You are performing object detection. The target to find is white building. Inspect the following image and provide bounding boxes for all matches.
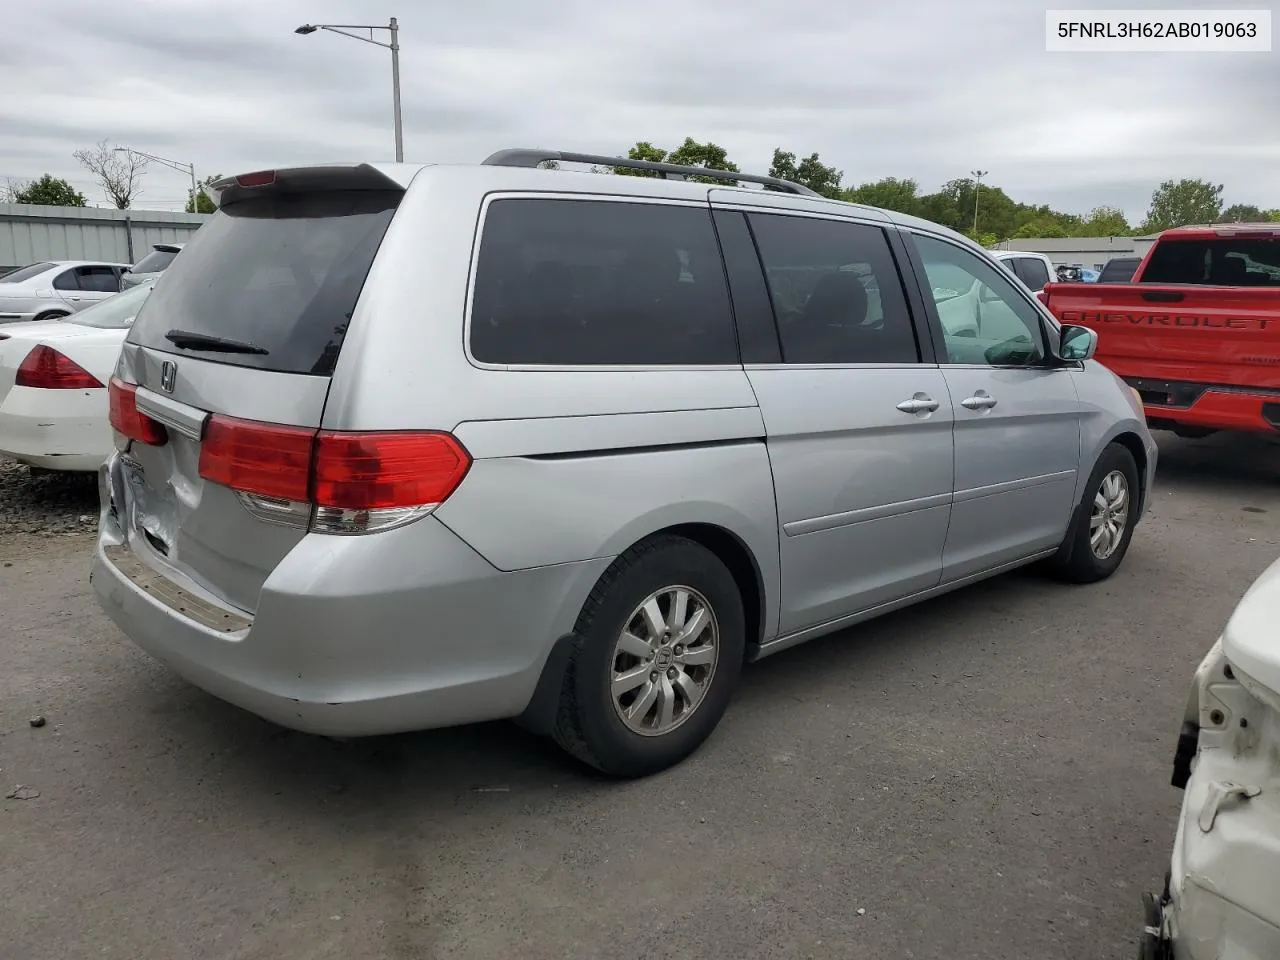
[989,235,1159,271]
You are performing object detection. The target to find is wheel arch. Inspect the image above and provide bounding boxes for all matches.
[516,521,772,736]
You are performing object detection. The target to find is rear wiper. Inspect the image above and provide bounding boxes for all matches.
[164,329,269,355]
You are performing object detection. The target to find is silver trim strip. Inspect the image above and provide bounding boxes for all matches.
[783,492,952,537]
[952,469,1075,505]
[134,387,208,441]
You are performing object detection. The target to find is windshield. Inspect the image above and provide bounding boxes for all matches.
[1,262,55,284]
[130,248,179,274]
[67,281,155,329]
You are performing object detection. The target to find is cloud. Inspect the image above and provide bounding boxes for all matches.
[2,0,1275,224]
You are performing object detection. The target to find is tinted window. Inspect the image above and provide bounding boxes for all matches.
[0,262,54,284]
[53,269,78,291]
[69,282,154,329]
[76,266,121,293]
[130,248,178,274]
[129,190,399,375]
[1016,257,1051,289]
[914,234,1045,367]
[1141,237,1280,286]
[1098,257,1140,283]
[470,199,736,365]
[748,214,918,364]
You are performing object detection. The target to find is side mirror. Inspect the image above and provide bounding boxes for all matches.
[1058,324,1097,362]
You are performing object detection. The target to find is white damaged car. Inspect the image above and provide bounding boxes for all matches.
[1144,556,1280,958]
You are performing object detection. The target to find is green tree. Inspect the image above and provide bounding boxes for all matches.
[1074,205,1129,236]
[612,139,738,184]
[1218,202,1267,223]
[768,149,843,199]
[10,174,87,207]
[844,177,921,216]
[185,173,221,213]
[1013,218,1068,239]
[1142,178,1223,232]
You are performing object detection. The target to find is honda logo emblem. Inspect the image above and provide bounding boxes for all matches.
[160,360,176,394]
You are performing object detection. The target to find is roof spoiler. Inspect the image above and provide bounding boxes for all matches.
[210,163,408,207]
[482,148,822,197]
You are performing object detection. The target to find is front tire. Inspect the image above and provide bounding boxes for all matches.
[553,535,745,778]
[1051,442,1140,583]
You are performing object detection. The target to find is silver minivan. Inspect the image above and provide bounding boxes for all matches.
[92,150,1157,777]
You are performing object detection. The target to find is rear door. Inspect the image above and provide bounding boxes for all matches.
[722,205,954,635]
[109,168,405,613]
[56,266,121,309]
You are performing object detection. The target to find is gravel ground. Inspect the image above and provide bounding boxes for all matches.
[0,457,99,537]
[2,432,1279,959]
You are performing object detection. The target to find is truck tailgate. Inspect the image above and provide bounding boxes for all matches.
[1045,283,1280,390]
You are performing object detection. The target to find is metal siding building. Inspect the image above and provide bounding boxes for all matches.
[0,203,210,273]
[989,235,1159,270]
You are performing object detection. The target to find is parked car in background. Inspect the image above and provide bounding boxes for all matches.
[1143,554,1280,959]
[1098,256,1142,283]
[1039,222,1280,438]
[121,243,184,290]
[1079,268,1100,283]
[1056,265,1084,283]
[992,250,1056,292]
[0,261,130,323]
[93,152,1156,778]
[0,280,155,472]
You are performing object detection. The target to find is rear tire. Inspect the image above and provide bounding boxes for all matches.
[1051,442,1140,583]
[32,311,69,323]
[552,535,745,778]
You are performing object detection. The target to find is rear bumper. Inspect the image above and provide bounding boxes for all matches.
[92,462,610,736]
[1126,377,1280,434]
[0,385,110,471]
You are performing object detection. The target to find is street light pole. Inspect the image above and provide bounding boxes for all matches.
[114,147,198,209]
[295,18,404,162]
[971,169,988,235]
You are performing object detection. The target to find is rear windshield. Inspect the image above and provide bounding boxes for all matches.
[1141,237,1280,286]
[128,190,399,375]
[129,248,178,274]
[70,281,155,329]
[1098,258,1139,283]
[1,262,54,284]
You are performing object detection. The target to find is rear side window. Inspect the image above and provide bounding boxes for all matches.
[748,213,919,364]
[470,198,737,366]
[76,266,121,293]
[53,269,79,291]
[1141,237,1280,286]
[130,248,179,273]
[128,190,399,375]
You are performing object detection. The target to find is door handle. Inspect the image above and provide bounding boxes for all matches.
[67,296,82,301]
[960,393,998,410]
[896,395,940,414]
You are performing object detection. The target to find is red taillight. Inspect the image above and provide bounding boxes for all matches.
[313,431,472,510]
[197,415,472,512]
[234,170,277,188]
[108,378,168,445]
[198,415,314,503]
[16,345,103,389]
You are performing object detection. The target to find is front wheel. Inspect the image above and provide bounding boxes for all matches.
[1051,442,1140,583]
[552,535,745,778]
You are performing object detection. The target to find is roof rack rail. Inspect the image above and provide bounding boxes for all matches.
[481,148,821,197]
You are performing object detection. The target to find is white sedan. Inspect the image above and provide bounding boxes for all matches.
[0,280,154,472]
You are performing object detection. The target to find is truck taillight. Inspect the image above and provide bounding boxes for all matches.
[108,378,168,445]
[17,345,103,389]
[197,415,472,534]
[1035,290,1049,305]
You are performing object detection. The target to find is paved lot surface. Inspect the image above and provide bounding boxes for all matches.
[3,433,1279,960]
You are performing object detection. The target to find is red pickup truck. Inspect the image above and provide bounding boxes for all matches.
[1038,223,1280,437]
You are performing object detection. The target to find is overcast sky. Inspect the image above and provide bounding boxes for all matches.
[3,0,1276,223]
